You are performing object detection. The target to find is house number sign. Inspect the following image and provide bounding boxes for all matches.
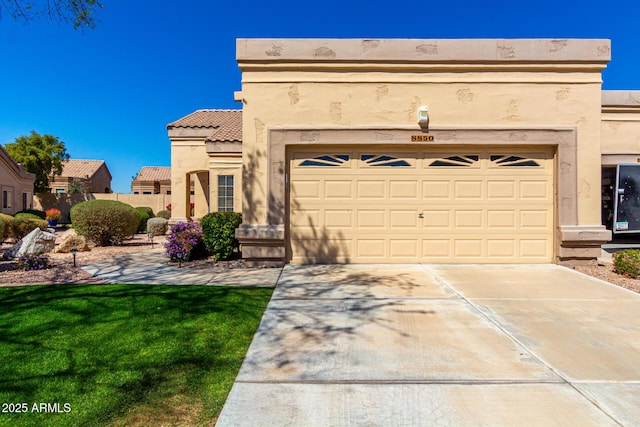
[411,135,435,142]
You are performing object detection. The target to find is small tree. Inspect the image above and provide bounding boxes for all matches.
[5,131,70,193]
[69,178,90,194]
[0,0,104,29]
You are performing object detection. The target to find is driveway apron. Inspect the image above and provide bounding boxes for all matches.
[216,264,640,426]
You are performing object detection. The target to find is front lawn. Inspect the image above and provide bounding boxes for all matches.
[0,284,272,427]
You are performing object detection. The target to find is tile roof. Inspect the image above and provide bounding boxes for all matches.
[133,166,171,182]
[60,159,106,178]
[167,109,242,142]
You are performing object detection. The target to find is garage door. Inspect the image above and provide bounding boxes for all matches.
[288,147,554,263]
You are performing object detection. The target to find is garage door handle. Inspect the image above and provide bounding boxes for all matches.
[418,212,424,218]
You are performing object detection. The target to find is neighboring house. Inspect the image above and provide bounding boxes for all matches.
[0,145,35,215]
[132,166,172,194]
[167,109,242,218]
[169,38,640,266]
[50,159,112,194]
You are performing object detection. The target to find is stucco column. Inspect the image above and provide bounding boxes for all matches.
[168,166,188,225]
[193,171,209,219]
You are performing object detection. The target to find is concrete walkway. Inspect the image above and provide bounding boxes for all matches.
[216,264,640,426]
[81,249,281,287]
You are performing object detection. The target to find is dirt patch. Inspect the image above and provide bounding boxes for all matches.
[570,260,640,293]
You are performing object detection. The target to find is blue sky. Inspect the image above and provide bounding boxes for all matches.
[1,0,639,193]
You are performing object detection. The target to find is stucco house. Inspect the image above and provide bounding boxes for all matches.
[132,166,172,194]
[167,109,242,216]
[50,159,112,194]
[169,38,640,265]
[0,145,35,215]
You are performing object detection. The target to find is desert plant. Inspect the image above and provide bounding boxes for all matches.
[15,212,41,220]
[0,214,14,241]
[147,217,168,237]
[71,200,140,246]
[136,206,154,218]
[16,253,50,271]
[15,209,46,219]
[156,210,171,220]
[613,249,640,278]
[8,218,49,241]
[45,208,62,221]
[135,208,150,233]
[200,212,242,261]
[164,221,206,263]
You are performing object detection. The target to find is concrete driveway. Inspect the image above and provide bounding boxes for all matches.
[216,264,640,426]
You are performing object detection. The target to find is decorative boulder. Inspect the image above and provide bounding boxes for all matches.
[55,229,90,253]
[3,228,56,260]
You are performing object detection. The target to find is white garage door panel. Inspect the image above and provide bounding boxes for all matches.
[289,148,554,263]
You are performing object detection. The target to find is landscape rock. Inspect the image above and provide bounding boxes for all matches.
[3,228,56,260]
[55,229,90,253]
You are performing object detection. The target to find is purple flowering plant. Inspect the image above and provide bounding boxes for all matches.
[16,253,50,271]
[164,221,205,263]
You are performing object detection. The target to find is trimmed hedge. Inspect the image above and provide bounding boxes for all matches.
[15,209,46,220]
[613,249,640,278]
[200,212,242,261]
[147,217,168,237]
[136,206,154,218]
[156,210,171,220]
[0,217,5,243]
[8,218,49,241]
[15,212,41,220]
[135,208,150,233]
[71,200,140,246]
[0,214,14,241]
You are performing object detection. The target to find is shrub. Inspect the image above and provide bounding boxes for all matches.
[156,210,171,220]
[15,212,41,220]
[135,208,150,233]
[613,249,640,278]
[0,217,5,243]
[147,217,168,237]
[71,200,140,246]
[164,221,206,263]
[0,214,14,241]
[8,218,49,241]
[15,209,46,220]
[16,253,50,271]
[136,206,154,218]
[200,212,242,261]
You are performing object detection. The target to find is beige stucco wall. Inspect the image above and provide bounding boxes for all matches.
[0,162,34,215]
[236,38,611,262]
[601,91,640,165]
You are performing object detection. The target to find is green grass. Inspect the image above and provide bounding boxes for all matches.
[0,284,273,427]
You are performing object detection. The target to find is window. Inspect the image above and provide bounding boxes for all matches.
[2,189,12,210]
[22,192,30,210]
[143,191,152,195]
[55,188,65,194]
[217,175,234,212]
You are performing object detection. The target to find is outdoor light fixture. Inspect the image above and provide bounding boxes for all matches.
[70,248,78,268]
[418,106,429,133]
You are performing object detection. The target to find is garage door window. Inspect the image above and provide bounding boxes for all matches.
[429,155,479,167]
[361,155,410,167]
[490,155,540,167]
[300,155,349,167]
